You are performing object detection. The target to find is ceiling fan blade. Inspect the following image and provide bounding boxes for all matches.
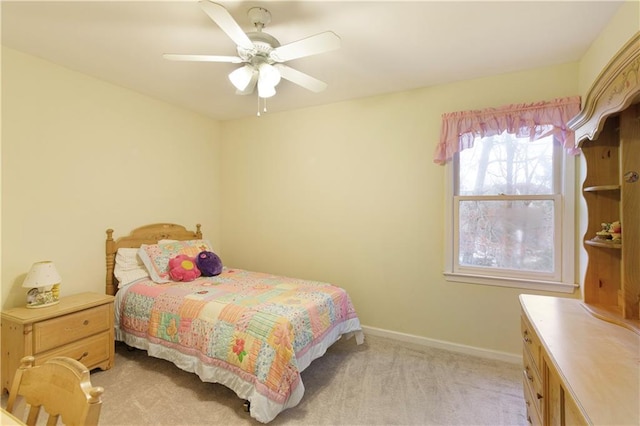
[270,31,341,62]
[163,54,243,63]
[199,1,254,51]
[274,64,328,93]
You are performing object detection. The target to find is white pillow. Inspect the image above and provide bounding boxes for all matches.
[114,248,149,288]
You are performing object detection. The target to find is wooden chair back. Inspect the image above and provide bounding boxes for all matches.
[6,356,104,426]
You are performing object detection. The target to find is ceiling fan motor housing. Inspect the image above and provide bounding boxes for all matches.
[237,7,282,64]
[238,32,281,62]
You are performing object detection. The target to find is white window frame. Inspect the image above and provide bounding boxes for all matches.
[443,137,577,293]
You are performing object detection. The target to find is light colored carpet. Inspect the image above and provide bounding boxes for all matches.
[4,334,527,425]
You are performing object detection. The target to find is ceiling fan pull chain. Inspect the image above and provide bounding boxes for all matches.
[256,96,269,117]
[257,94,261,117]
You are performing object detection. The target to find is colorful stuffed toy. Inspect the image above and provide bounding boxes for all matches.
[195,251,223,276]
[168,254,201,282]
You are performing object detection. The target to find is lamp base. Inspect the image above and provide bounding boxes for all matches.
[26,299,60,309]
[25,287,59,309]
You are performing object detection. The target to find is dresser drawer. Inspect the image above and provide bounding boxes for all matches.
[35,331,112,370]
[523,372,543,426]
[521,316,542,371]
[523,347,544,416]
[33,304,111,353]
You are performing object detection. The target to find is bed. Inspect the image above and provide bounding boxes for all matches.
[105,223,364,423]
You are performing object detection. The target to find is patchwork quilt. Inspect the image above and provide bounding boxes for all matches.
[117,267,362,422]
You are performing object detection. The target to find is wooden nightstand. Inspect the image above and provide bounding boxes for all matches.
[1,292,115,394]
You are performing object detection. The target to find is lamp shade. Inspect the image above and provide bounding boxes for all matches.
[229,65,256,91]
[22,261,61,289]
[258,63,281,87]
[257,63,280,99]
[257,79,276,98]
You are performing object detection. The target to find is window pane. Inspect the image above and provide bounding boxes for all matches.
[458,133,555,196]
[458,199,555,273]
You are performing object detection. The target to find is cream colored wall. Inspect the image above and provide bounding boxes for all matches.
[1,47,222,309]
[577,1,639,98]
[219,62,580,356]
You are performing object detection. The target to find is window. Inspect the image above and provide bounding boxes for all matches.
[434,97,580,292]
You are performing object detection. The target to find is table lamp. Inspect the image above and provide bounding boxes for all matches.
[22,261,61,308]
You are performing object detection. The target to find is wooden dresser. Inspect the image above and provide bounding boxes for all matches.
[1,292,114,393]
[520,294,639,425]
[523,31,640,426]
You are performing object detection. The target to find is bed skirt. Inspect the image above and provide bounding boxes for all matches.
[115,319,363,422]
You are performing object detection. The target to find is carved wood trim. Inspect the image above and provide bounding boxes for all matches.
[568,31,640,145]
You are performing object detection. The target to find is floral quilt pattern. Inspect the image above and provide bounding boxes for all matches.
[119,268,360,404]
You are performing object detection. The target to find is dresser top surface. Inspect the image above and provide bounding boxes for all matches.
[520,294,639,425]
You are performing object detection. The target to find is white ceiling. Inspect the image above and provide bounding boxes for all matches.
[1,1,624,121]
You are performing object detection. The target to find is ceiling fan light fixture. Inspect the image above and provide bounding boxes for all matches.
[258,62,281,87]
[229,65,256,91]
[257,79,276,98]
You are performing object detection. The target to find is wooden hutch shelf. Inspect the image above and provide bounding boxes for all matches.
[584,239,621,249]
[583,184,620,192]
[568,31,640,335]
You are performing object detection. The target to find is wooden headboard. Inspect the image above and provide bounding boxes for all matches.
[105,223,202,296]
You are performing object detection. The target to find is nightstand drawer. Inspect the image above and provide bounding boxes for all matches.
[36,331,112,369]
[33,304,111,353]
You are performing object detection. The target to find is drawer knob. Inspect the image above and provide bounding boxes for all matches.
[77,351,89,361]
[537,393,543,400]
[525,368,534,382]
[83,320,89,326]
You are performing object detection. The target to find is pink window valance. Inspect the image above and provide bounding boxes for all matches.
[433,96,582,164]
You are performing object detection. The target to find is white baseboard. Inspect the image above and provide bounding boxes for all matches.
[361,325,522,365]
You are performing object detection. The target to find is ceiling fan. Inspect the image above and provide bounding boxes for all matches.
[164,1,341,100]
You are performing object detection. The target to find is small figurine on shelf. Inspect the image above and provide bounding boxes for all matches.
[609,221,622,242]
[594,221,622,242]
[595,222,612,240]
